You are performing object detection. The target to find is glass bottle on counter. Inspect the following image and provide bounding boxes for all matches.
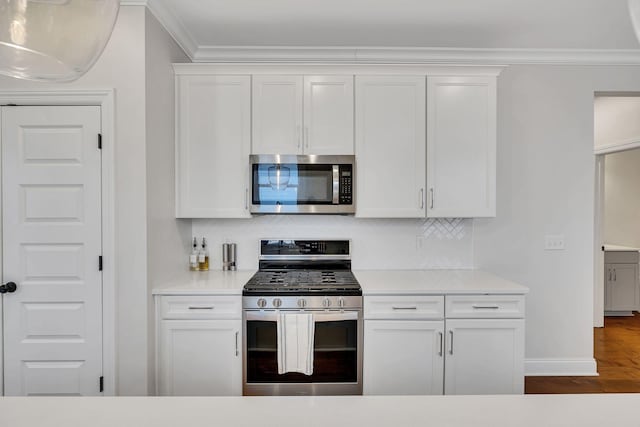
[189,237,199,271]
[199,237,210,271]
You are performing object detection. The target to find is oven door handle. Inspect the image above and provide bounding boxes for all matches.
[244,311,358,322]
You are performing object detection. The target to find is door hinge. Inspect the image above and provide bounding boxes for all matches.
[99,256,103,271]
[99,376,104,393]
[98,133,102,150]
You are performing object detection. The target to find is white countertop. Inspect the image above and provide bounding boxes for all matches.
[151,270,255,295]
[603,244,640,252]
[0,395,637,427]
[355,269,528,295]
[152,269,528,296]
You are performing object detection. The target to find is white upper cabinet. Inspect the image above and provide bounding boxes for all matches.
[252,75,304,155]
[355,76,426,218]
[427,76,497,218]
[252,75,354,155]
[304,76,354,155]
[175,75,251,218]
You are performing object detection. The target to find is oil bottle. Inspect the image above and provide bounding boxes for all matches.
[189,237,199,271]
[198,237,210,271]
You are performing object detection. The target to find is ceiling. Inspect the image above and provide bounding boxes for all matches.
[139,0,640,62]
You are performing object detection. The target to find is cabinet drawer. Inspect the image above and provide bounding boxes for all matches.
[159,295,241,320]
[605,251,639,264]
[364,295,444,320]
[445,295,525,319]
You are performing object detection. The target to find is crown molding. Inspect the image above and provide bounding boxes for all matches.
[193,46,640,65]
[141,0,198,58]
[122,1,640,66]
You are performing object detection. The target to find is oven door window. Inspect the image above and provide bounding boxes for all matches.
[252,164,334,205]
[246,319,358,383]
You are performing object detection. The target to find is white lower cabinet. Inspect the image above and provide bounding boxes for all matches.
[156,296,242,396]
[363,294,525,395]
[604,250,639,313]
[364,320,444,395]
[444,318,524,395]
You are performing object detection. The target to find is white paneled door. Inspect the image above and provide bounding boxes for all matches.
[1,106,103,396]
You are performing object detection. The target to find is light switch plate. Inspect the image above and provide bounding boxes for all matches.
[545,234,565,250]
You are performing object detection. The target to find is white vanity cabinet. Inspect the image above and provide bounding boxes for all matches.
[604,249,639,315]
[426,76,497,218]
[252,75,354,155]
[174,74,251,218]
[355,76,427,218]
[156,295,242,396]
[363,293,525,395]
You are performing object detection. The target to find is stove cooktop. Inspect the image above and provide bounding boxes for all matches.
[243,269,362,296]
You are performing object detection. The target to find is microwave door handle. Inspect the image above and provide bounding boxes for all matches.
[332,165,340,204]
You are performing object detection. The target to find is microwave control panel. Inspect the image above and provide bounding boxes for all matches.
[339,166,353,205]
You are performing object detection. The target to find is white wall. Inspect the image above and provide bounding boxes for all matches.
[144,9,191,395]
[604,148,640,248]
[595,96,640,152]
[192,217,473,270]
[0,6,152,395]
[475,65,640,376]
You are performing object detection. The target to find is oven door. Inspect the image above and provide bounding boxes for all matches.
[243,310,363,395]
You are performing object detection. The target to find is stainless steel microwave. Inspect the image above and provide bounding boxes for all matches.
[250,154,355,214]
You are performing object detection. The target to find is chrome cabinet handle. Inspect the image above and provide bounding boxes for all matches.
[245,188,249,210]
[235,331,239,356]
[608,269,611,281]
[449,330,454,355]
[188,306,214,310]
[438,331,443,356]
[391,306,418,310]
[420,188,424,209]
[614,269,617,281]
[430,188,434,209]
[296,125,301,148]
[472,305,500,310]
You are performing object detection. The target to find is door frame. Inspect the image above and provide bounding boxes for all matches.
[0,90,116,396]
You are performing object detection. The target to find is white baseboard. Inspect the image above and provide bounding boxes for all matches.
[525,358,598,376]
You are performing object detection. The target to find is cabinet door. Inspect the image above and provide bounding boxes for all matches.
[158,320,242,396]
[252,75,303,154]
[175,75,251,218]
[604,264,613,311]
[364,320,444,395]
[427,76,496,218]
[444,319,524,395]
[355,76,426,218]
[303,75,354,155]
[607,263,638,311]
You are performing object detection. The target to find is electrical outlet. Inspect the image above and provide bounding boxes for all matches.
[416,236,426,250]
[545,234,565,251]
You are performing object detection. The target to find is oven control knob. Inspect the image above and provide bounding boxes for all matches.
[272,298,282,308]
[257,298,267,308]
[322,298,331,308]
[297,298,307,308]
[338,297,345,308]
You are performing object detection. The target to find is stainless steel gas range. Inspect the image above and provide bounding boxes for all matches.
[242,239,363,396]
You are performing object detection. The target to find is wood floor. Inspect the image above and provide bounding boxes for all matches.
[525,313,640,393]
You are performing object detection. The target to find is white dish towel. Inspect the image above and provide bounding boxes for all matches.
[277,312,315,376]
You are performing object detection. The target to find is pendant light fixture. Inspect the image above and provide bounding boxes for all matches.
[0,0,120,82]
